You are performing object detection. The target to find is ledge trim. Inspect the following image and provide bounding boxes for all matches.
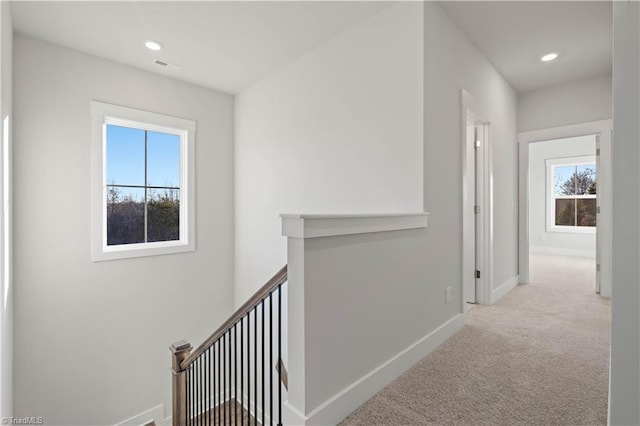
[281,213,429,239]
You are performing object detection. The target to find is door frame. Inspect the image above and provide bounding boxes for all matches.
[517,119,612,297]
[461,90,493,307]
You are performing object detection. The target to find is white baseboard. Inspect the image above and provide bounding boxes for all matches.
[284,313,466,425]
[530,245,595,258]
[491,275,519,304]
[114,404,164,426]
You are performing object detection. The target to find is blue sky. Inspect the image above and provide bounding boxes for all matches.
[553,164,595,196]
[106,124,180,200]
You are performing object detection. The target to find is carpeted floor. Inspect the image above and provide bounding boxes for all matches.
[340,254,611,426]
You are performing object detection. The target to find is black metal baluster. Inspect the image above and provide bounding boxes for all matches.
[235,323,238,426]
[192,363,195,426]
[194,359,197,426]
[206,347,213,426]
[241,316,244,426]
[254,305,258,426]
[218,340,222,425]
[222,333,227,425]
[198,358,202,426]
[278,284,282,426]
[205,351,209,426]
[187,364,191,426]
[261,300,265,426]
[206,348,210,426]
[214,346,216,426]
[202,357,205,426]
[227,331,231,425]
[195,359,198,426]
[269,292,273,425]
[247,312,251,426]
[213,344,217,426]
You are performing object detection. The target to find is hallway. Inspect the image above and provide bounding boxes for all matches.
[341,254,610,425]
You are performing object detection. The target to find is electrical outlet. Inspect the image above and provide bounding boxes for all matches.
[445,286,452,303]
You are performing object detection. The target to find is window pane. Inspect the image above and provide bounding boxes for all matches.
[106,187,145,245]
[577,198,597,227]
[554,164,597,196]
[147,188,180,242]
[147,131,180,188]
[555,198,575,226]
[577,164,597,195]
[553,165,577,196]
[106,125,145,186]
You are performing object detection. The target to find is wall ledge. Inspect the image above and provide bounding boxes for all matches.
[280,213,428,239]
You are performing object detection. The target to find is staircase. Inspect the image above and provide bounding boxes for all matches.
[171,266,287,426]
[192,398,257,425]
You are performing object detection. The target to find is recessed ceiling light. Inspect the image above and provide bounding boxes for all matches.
[540,52,558,62]
[144,40,163,51]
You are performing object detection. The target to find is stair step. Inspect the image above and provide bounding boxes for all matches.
[194,398,258,426]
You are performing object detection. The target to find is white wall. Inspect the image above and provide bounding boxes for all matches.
[518,74,612,133]
[0,1,12,418]
[529,135,596,257]
[425,3,519,301]
[283,214,464,425]
[13,35,235,425]
[235,3,424,305]
[610,2,640,424]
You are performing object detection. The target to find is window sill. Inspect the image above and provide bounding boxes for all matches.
[92,240,195,262]
[546,226,596,235]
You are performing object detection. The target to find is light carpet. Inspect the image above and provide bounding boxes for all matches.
[340,254,610,425]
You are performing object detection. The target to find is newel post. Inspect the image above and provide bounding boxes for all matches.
[171,340,193,426]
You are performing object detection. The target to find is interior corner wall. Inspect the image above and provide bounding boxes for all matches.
[528,136,597,257]
[234,2,424,305]
[610,1,640,424]
[424,3,519,299]
[12,35,235,425]
[0,1,12,419]
[518,74,612,133]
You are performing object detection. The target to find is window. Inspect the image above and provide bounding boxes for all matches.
[91,101,195,261]
[546,156,596,232]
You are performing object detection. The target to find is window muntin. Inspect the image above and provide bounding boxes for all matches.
[105,124,181,246]
[546,156,596,232]
[91,101,195,261]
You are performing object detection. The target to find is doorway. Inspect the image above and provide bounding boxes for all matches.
[518,120,612,297]
[461,90,492,307]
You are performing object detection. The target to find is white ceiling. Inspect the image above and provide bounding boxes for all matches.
[10,1,613,95]
[439,1,612,93]
[10,1,393,94]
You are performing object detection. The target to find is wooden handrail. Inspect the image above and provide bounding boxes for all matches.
[181,265,288,369]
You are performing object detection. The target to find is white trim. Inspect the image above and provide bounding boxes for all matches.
[114,404,164,426]
[283,314,466,425]
[90,100,196,261]
[517,119,612,296]
[530,246,596,258]
[518,120,612,144]
[91,101,196,132]
[280,213,428,239]
[461,89,492,306]
[491,275,519,304]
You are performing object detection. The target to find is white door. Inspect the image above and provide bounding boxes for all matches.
[464,122,477,304]
[465,123,485,305]
[595,136,601,294]
[473,125,485,304]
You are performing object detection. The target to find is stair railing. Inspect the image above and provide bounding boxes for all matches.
[171,265,288,426]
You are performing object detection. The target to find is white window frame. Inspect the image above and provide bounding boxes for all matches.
[546,155,596,234]
[91,101,196,261]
